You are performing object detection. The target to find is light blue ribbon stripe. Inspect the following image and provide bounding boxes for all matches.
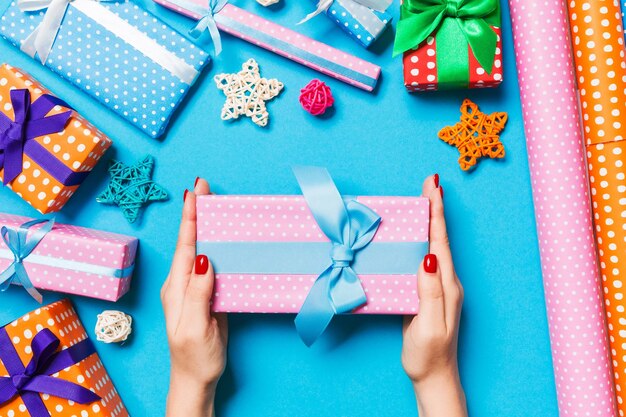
[213,14,378,88]
[0,250,134,279]
[197,241,426,275]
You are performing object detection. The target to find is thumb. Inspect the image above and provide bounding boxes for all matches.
[416,254,445,328]
[181,255,216,321]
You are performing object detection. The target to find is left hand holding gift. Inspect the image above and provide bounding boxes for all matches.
[162,178,228,417]
[402,175,467,417]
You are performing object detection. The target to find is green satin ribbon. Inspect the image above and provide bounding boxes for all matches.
[393,0,500,86]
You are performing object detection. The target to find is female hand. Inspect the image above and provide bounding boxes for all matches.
[401,175,467,417]
[162,178,228,417]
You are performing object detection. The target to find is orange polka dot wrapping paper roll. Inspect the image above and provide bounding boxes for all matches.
[0,299,129,417]
[0,63,112,214]
[566,0,626,413]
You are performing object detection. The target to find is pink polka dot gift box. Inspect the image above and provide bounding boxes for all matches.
[197,168,430,324]
[0,299,129,416]
[394,0,503,91]
[0,214,137,303]
[152,0,381,92]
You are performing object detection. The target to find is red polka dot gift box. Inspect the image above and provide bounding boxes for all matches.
[196,167,430,344]
[0,214,137,303]
[0,299,129,417]
[0,64,112,214]
[394,0,503,91]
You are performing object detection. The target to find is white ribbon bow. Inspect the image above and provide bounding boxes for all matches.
[18,0,115,64]
[298,0,392,25]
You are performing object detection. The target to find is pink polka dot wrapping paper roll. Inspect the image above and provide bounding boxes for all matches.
[0,213,138,302]
[196,195,429,314]
[151,0,381,92]
[566,0,626,414]
[509,0,618,415]
[0,299,129,416]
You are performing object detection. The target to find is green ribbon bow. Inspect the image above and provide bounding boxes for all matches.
[393,0,500,75]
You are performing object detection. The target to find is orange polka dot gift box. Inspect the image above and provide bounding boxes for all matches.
[393,0,503,91]
[196,167,430,346]
[0,63,112,214]
[0,299,129,417]
[0,214,137,303]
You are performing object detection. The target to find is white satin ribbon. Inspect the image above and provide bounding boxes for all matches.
[17,0,198,84]
[298,0,392,25]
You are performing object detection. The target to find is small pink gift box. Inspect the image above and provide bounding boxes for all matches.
[197,195,429,314]
[153,0,381,91]
[0,213,137,302]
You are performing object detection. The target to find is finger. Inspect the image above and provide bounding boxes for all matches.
[162,189,194,297]
[416,254,446,330]
[421,173,439,197]
[194,177,212,196]
[164,190,198,326]
[427,185,463,326]
[428,185,453,276]
[181,255,216,321]
[171,189,198,276]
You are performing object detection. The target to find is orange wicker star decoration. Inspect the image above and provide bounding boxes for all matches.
[438,99,508,171]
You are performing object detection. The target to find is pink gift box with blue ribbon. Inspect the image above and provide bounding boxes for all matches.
[0,214,137,303]
[153,0,382,91]
[197,167,429,345]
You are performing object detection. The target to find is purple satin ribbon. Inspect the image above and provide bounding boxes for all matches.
[0,89,88,186]
[0,327,100,416]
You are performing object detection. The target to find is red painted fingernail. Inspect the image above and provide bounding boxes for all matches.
[194,177,200,187]
[195,255,209,275]
[183,189,189,202]
[439,186,444,198]
[433,173,439,188]
[424,254,438,274]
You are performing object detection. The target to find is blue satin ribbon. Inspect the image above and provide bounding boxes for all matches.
[197,241,424,274]
[0,219,54,303]
[292,166,382,346]
[174,0,228,55]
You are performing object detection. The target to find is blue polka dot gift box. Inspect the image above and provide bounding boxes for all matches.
[0,0,211,138]
[300,0,393,49]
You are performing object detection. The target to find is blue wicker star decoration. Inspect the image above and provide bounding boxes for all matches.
[97,155,168,223]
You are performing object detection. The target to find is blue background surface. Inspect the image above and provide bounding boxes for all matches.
[0,1,558,416]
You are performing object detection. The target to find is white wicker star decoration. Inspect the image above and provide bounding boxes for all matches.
[214,59,284,127]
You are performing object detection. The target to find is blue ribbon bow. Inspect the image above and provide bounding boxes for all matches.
[188,0,228,55]
[0,327,100,417]
[293,166,381,346]
[0,219,55,303]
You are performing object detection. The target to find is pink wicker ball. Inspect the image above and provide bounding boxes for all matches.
[299,79,334,116]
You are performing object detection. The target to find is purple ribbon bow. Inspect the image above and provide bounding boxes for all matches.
[0,327,100,416]
[0,89,87,186]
